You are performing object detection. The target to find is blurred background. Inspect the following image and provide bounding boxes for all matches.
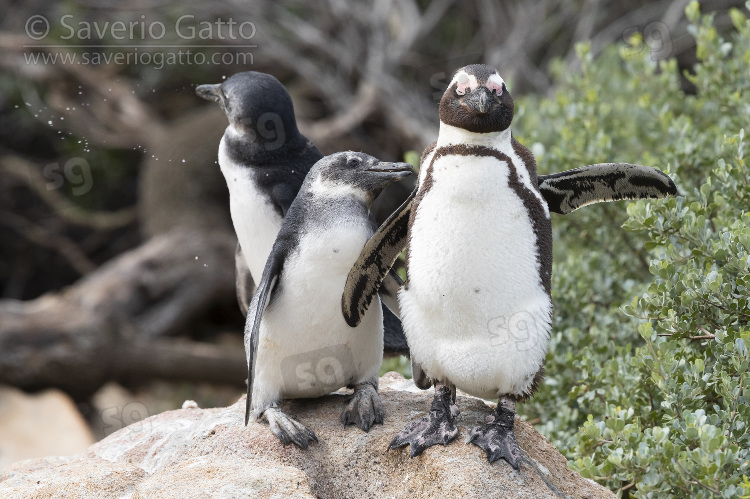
[0,0,743,473]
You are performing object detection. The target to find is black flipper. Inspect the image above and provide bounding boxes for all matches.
[381,269,410,357]
[235,244,256,317]
[538,163,677,214]
[342,188,416,327]
[383,304,409,358]
[244,249,283,426]
[380,270,403,319]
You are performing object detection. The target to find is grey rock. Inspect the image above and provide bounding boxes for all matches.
[0,373,613,499]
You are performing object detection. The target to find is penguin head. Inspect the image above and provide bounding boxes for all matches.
[312,152,412,204]
[438,64,514,134]
[196,71,299,143]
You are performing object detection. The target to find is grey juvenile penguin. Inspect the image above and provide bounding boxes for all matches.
[342,64,676,468]
[245,151,412,448]
[196,72,408,356]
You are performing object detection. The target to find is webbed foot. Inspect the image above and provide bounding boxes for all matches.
[341,379,384,432]
[468,396,522,469]
[387,383,459,457]
[265,406,318,449]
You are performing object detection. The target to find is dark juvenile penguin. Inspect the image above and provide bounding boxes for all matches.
[244,152,412,448]
[342,64,676,468]
[196,72,408,356]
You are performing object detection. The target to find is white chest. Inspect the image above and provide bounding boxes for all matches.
[218,134,283,280]
[251,221,384,407]
[409,154,545,307]
[399,147,552,398]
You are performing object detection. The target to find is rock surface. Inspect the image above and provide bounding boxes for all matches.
[0,385,95,472]
[0,373,614,498]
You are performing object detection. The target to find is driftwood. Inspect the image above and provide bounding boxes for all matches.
[0,229,245,400]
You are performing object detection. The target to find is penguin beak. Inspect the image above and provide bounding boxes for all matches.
[465,87,492,114]
[366,162,413,179]
[196,84,221,103]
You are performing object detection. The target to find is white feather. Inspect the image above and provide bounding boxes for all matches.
[251,221,384,414]
[402,127,551,399]
[218,127,283,280]
[308,172,368,204]
[436,123,550,218]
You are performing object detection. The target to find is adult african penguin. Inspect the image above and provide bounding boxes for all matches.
[244,152,412,448]
[342,64,676,469]
[196,72,408,356]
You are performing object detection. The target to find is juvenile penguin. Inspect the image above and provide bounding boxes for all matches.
[196,72,408,356]
[342,64,676,468]
[196,72,320,313]
[245,152,412,448]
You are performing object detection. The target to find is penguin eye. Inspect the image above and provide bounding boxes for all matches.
[347,157,361,168]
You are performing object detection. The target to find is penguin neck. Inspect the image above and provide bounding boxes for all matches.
[437,122,513,155]
[224,123,305,164]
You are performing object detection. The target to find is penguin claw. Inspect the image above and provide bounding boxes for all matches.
[265,407,317,449]
[387,384,459,456]
[467,412,522,470]
[340,380,384,432]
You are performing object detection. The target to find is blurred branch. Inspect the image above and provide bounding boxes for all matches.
[118,339,245,386]
[1,155,137,230]
[0,211,96,275]
[0,229,239,399]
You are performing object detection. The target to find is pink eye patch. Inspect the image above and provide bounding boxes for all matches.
[454,72,505,96]
[455,75,473,95]
[486,79,503,95]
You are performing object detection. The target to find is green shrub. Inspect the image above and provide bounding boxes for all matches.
[511,2,750,496]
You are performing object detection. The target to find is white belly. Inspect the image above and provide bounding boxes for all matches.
[251,223,384,411]
[219,135,283,281]
[400,154,551,399]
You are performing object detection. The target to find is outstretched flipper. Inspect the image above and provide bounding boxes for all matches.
[538,163,677,214]
[342,188,416,327]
